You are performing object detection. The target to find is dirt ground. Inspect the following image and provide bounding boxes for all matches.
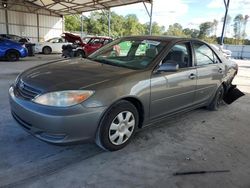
[0,55,249,188]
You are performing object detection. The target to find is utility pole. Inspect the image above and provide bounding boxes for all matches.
[108,8,111,37]
[143,0,153,35]
[81,13,83,37]
[149,1,153,35]
[220,0,230,45]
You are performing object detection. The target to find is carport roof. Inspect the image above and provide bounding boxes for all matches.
[3,0,151,16]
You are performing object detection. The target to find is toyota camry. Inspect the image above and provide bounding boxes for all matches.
[9,36,238,151]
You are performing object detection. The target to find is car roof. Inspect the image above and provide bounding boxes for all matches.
[120,35,205,43]
[0,37,19,43]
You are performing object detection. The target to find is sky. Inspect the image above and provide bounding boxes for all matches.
[103,0,250,37]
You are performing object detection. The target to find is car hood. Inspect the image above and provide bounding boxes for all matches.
[63,33,85,46]
[19,58,136,93]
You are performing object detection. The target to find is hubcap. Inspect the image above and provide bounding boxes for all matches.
[109,111,135,145]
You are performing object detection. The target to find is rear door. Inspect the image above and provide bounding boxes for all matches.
[192,42,225,104]
[150,42,197,119]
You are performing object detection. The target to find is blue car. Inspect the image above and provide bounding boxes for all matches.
[0,38,28,61]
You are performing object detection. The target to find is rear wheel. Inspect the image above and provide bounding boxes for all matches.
[207,85,225,111]
[96,100,139,151]
[5,50,20,61]
[42,46,52,54]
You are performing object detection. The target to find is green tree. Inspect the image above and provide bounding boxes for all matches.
[213,19,218,36]
[198,22,214,39]
[123,14,146,36]
[64,15,81,31]
[144,22,165,35]
[110,12,126,37]
[183,28,200,38]
[243,15,249,39]
[221,15,231,37]
[165,23,185,36]
[233,14,244,44]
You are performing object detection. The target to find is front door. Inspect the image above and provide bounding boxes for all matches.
[53,38,69,53]
[150,42,197,119]
[86,38,103,55]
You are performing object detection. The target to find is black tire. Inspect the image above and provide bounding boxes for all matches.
[5,50,20,61]
[96,100,139,151]
[75,50,85,58]
[207,85,225,111]
[42,46,52,54]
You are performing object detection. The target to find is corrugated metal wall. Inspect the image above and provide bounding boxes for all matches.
[7,11,38,42]
[224,45,250,59]
[0,9,7,34]
[0,9,63,42]
[39,15,63,42]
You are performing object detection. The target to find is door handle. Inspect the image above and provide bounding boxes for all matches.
[189,73,196,80]
[218,68,223,73]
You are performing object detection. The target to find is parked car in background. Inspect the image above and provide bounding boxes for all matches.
[9,36,238,151]
[62,33,112,58]
[35,37,71,54]
[0,37,28,61]
[83,36,113,57]
[0,34,30,43]
[0,34,36,57]
[62,33,87,57]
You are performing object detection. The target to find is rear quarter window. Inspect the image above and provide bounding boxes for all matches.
[193,42,217,66]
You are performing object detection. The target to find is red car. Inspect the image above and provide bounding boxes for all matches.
[63,33,112,57]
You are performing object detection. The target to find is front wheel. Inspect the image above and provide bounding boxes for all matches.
[96,100,139,151]
[207,85,225,111]
[42,46,52,54]
[5,50,20,61]
[75,50,85,58]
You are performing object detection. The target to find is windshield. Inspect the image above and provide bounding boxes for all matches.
[82,37,91,43]
[88,38,166,70]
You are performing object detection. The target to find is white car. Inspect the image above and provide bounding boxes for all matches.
[35,37,71,54]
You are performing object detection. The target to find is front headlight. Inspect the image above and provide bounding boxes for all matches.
[33,90,94,107]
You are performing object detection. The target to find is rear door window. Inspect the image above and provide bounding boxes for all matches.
[193,42,217,66]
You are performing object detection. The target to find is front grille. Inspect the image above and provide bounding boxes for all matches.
[15,80,41,100]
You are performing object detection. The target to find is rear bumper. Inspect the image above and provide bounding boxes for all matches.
[9,86,106,144]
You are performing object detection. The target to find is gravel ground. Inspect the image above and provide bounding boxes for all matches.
[0,56,249,188]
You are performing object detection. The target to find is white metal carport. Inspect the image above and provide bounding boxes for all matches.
[0,0,153,42]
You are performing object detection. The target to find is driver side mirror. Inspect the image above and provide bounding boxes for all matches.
[157,61,179,72]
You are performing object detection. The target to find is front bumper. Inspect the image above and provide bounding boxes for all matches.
[9,86,106,144]
[20,48,28,57]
